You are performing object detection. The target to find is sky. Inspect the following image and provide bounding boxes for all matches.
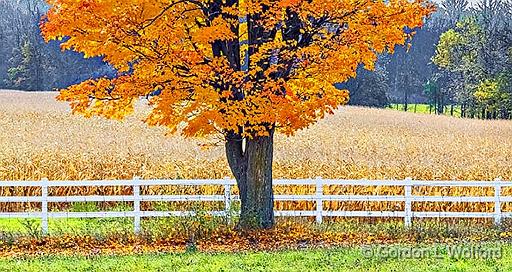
[433,0,481,6]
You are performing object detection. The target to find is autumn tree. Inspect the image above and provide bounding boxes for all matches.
[41,0,433,229]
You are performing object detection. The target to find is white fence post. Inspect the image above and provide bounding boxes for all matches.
[224,177,232,223]
[495,177,502,225]
[404,177,412,228]
[133,176,141,234]
[41,178,49,235]
[316,177,323,224]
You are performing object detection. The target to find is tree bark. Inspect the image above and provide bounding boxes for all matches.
[225,129,275,229]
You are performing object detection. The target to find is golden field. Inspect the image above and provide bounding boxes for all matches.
[1,90,512,213]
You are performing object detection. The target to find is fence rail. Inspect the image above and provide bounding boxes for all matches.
[0,177,510,234]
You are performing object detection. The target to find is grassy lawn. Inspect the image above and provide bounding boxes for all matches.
[0,217,134,237]
[0,244,510,272]
[389,103,462,117]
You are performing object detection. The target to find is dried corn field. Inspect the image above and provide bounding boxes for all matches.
[1,90,512,214]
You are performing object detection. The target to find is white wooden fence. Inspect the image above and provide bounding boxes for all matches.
[0,177,510,234]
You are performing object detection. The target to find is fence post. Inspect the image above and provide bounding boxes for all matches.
[41,178,49,235]
[316,177,323,224]
[133,176,141,234]
[495,177,502,225]
[404,177,412,228]
[224,177,232,223]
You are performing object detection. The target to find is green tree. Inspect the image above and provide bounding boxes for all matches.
[341,64,390,108]
[7,39,44,91]
[432,0,512,119]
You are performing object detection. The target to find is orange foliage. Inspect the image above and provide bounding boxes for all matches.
[41,0,434,139]
[0,221,480,257]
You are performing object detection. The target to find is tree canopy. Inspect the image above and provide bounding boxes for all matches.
[42,0,434,139]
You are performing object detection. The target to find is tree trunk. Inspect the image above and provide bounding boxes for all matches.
[225,129,275,229]
[404,88,408,112]
[437,95,444,115]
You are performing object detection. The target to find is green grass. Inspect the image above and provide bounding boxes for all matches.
[0,244,511,271]
[0,217,133,236]
[0,202,228,238]
[0,202,134,237]
[389,104,462,117]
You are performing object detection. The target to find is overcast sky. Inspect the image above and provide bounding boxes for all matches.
[432,0,480,5]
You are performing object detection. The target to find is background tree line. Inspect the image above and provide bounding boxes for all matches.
[0,0,510,120]
[0,0,113,91]
[342,0,511,120]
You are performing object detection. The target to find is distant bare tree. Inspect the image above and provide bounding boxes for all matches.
[0,0,113,91]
